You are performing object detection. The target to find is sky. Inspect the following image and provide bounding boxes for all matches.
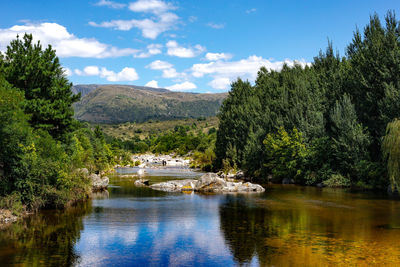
[1,0,399,93]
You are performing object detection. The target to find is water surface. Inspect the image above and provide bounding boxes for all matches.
[1,167,400,266]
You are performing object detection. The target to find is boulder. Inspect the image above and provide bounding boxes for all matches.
[91,174,109,191]
[150,179,198,192]
[135,179,150,186]
[149,173,265,193]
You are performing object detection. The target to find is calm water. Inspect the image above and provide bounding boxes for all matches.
[2,168,400,266]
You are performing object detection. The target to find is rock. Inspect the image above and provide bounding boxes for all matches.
[235,171,245,179]
[135,179,150,186]
[150,179,198,192]
[149,173,265,193]
[91,174,109,191]
[282,178,295,184]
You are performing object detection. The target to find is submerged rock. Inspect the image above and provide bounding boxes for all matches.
[150,173,265,193]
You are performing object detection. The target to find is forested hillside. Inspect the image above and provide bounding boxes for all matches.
[73,85,227,123]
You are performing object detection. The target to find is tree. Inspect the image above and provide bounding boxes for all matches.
[346,11,400,157]
[0,34,80,138]
[382,119,400,191]
[329,94,370,180]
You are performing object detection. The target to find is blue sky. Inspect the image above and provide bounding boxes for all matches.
[1,0,399,93]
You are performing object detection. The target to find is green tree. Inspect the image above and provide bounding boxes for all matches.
[382,119,400,191]
[263,127,308,183]
[347,11,400,157]
[329,94,370,180]
[0,34,80,138]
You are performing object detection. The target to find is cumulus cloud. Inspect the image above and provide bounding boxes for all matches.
[135,43,162,58]
[166,40,205,58]
[205,52,232,61]
[75,65,139,81]
[191,55,310,90]
[166,81,197,91]
[207,23,225,29]
[147,60,172,70]
[145,80,159,88]
[90,0,178,39]
[128,0,175,14]
[146,59,184,79]
[0,22,138,58]
[89,12,178,39]
[95,0,126,9]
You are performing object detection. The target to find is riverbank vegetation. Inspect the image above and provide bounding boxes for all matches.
[104,119,217,170]
[0,34,130,215]
[215,12,400,190]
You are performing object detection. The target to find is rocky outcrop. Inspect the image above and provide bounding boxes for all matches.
[91,174,109,191]
[149,173,265,193]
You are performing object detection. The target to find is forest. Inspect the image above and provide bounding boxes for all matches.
[0,34,131,214]
[215,12,400,191]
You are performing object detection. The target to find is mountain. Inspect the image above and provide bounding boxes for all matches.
[73,84,227,124]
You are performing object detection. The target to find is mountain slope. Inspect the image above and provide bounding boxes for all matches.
[73,84,227,124]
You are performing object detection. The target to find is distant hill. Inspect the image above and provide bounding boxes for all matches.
[73,84,227,124]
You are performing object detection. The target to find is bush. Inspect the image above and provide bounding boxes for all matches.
[263,127,309,183]
[323,174,350,188]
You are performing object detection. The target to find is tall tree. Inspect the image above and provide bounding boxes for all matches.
[346,11,400,157]
[0,34,80,138]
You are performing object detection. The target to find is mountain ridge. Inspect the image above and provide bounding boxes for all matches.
[73,84,227,124]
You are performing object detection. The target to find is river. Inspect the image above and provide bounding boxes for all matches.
[1,167,400,266]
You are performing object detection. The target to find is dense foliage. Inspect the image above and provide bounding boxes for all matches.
[215,12,400,189]
[0,34,129,212]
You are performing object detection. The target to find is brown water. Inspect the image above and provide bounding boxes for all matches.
[1,168,400,266]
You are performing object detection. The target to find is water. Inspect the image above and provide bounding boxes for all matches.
[2,167,400,266]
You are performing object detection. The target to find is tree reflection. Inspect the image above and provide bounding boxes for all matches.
[0,201,92,266]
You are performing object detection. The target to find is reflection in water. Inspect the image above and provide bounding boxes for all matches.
[0,201,92,266]
[219,185,400,266]
[2,169,400,266]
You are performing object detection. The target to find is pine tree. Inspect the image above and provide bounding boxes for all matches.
[0,34,80,138]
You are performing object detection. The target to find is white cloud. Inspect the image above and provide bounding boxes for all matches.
[90,0,178,39]
[207,23,225,29]
[83,66,100,76]
[0,22,138,58]
[95,0,126,9]
[64,67,72,76]
[75,66,139,82]
[246,8,257,14]
[166,81,197,91]
[208,77,231,90]
[128,0,175,15]
[166,40,205,58]
[89,12,178,39]
[145,80,159,88]
[147,60,172,70]
[146,59,184,79]
[205,52,232,61]
[191,55,310,90]
[135,43,162,58]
